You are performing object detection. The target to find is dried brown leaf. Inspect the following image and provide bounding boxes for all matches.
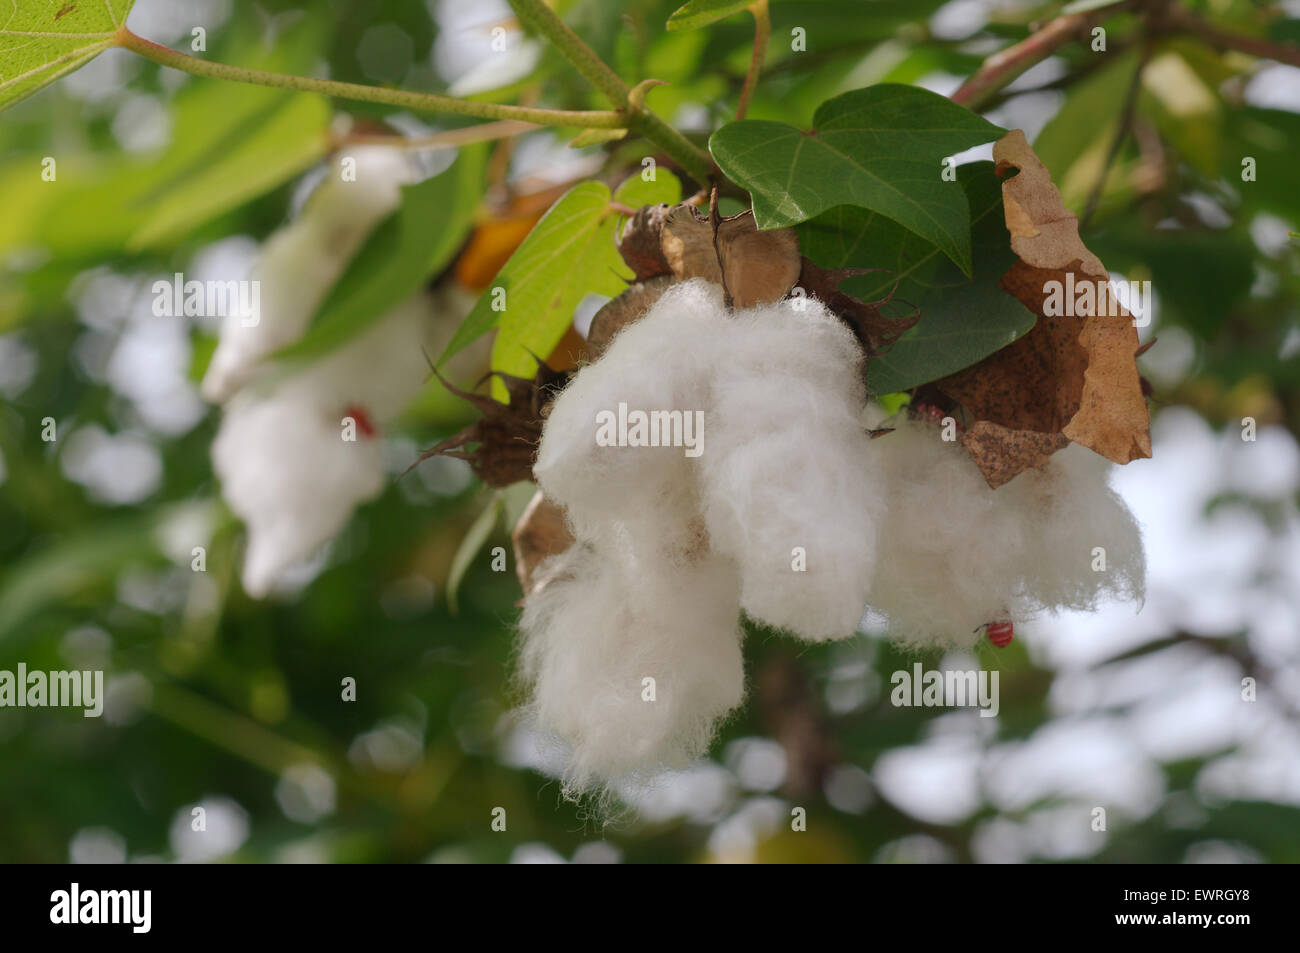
[935,130,1151,487]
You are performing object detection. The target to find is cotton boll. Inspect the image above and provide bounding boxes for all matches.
[1006,443,1145,612]
[518,541,746,794]
[866,413,1145,648]
[534,279,729,524]
[202,147,415,403]
[698,296,882,641]
[214,389,385,599]
[214,293,439,597]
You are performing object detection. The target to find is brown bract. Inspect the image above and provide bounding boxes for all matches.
[409,362,570,488]
[797,261,919,358]
[936,130,1152,488]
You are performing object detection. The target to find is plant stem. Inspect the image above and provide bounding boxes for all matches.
[736,0,770,120]
[115,28,626,128]
[507,0,630,104]
[951,4,1134,110]
[505,0,716,182]
[336,119,539,149]
[1081,44,1149,228]
[1159,4,1300,67]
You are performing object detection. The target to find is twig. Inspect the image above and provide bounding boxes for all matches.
[951,4,1135,110]
[1159,4,1300,68]
[336,119,538,149]
[116,28,627,128]
[736,0,771,120]
[1081,43,1150,228]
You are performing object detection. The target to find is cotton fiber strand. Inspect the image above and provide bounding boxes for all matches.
[865,412,1145,648]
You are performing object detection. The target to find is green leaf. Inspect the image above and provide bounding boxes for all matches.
[798,161,1034,394]
[612,167,682,207]
[127,90,332,250]
[276,145,486,362]
[710,84,1004,274]
[446,494,504,615]
[667,0,755,31]
[0,0,134,112]
[438,181,626,375]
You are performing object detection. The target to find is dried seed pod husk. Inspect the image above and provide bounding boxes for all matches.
[409,362,570,488]
[585,275,676,360]
[512,489,576,598]
[660,206,801,308]
[796,260,920,358]
[616,203,674,280]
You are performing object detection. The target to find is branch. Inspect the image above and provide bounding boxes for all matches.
[115,29,626,129]
[951,4,1134,110]
[1081,43,1149,227]
[1158,4,1300,68]
[505,0,716,183]
[334,119,538,149]
[736,0,771,120]
[507,0,629,106]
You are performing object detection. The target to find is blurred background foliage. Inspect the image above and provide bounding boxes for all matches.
[1,0,1299,863]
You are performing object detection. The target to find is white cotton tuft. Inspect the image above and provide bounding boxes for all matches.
[201,147,415,403]
[213,293,439,598]
[698,293,881,641]
[534,279,730,527]
[865,412,1145,649]
[519,540,745,795]
[213,388,384,599]
[524,279,888,792]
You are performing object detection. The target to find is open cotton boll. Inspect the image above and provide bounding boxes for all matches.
[214,389,385,599]
[202,147,415,403]
[518,539,746,795]
[698,295,882,641]
[1005,442,1145,612]
[213,293,439,597]
[534,279,729,522]
[866,412,1145,648]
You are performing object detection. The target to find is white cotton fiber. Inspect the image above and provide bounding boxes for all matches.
[523,278,890,792]
[213,293,439,598]
[518,539,746,795]
[213,387,385,599]
[534,279,731,528]
[202,147,415,403]
[865,412,1145,649]
[698,293,882,641]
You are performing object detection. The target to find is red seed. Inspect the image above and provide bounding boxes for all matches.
[986,621,1014,648]
[343,403,378,439]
